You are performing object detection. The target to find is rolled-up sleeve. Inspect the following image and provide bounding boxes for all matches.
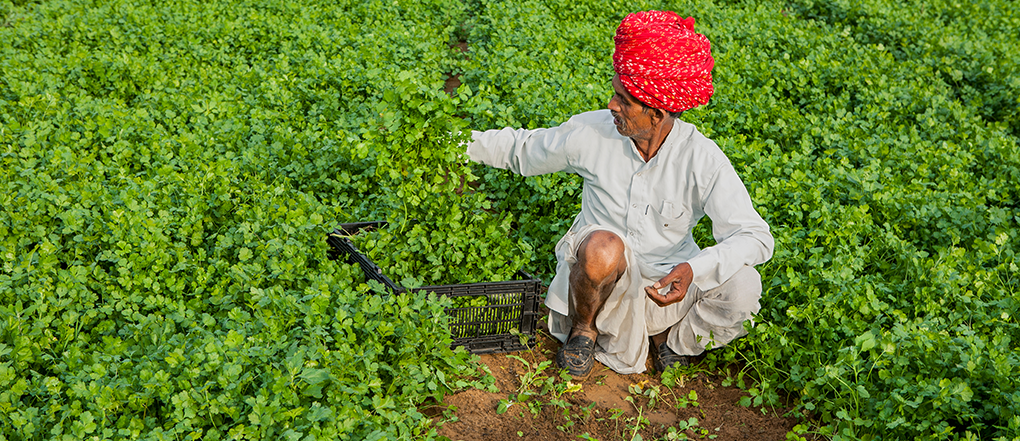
[685,163,774,291]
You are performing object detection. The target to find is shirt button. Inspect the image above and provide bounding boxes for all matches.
[632,204,638,208]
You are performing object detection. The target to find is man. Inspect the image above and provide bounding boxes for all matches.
[466,11,774,377]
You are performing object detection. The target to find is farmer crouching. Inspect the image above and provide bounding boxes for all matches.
[465,10,774,378]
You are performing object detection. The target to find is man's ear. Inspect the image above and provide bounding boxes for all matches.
[650,107,666,124]
[641,104,668,123]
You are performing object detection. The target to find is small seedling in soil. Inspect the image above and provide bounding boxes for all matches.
[628,380,661,410]
[498,329,583,420]
[622,381,661,440]
[675,390,700,410]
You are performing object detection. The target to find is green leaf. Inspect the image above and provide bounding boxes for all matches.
[497,399,512,414]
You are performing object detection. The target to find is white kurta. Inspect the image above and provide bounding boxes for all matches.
[467,109,774,373]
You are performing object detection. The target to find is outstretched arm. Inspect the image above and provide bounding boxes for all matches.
[466,122,578,176]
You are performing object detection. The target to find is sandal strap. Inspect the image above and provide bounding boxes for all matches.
[563,335,595,353]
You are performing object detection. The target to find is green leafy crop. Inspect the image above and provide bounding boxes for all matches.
[2,0,1018,439]
[0,0,491,439]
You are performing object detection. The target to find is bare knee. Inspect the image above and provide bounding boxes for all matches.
[576,230,627,283]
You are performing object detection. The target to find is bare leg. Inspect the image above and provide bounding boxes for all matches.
[568,230,628,340]
[557,230,629,378]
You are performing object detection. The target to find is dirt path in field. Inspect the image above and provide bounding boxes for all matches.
[432,314,800,441]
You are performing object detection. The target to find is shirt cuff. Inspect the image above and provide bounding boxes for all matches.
[685,253,722,292]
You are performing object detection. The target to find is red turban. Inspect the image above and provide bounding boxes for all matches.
[613,11,714,113]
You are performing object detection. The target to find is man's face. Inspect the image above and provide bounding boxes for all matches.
[608,74,656,138]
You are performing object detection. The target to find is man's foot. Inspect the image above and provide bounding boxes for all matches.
[654,341,693,373]
[556,334,596,380]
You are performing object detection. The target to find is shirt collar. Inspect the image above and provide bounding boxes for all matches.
[633,118,691,167]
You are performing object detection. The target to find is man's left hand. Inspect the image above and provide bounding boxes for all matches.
[644,262,693,307]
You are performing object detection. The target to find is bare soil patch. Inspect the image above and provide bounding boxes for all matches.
[434,318,799,441]
[444,41,469,94]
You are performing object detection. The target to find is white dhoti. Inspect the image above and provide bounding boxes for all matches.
[545,224,763,374]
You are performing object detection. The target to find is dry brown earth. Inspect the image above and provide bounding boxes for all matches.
[433,318,800,441]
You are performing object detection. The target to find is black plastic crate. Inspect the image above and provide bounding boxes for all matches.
[327,221,541,354]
